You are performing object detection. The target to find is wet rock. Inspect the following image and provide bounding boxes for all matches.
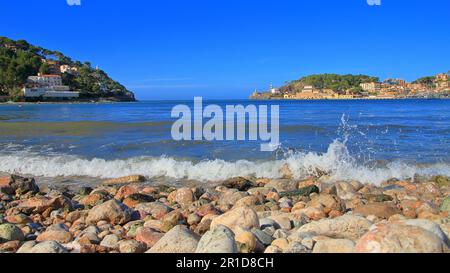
[30,241,68,253]
[353,203,401,219]
[312,238,355,253]
[80,191,112,207]
[123,193,154,208]
[355,223,444,253]
[195,225,238,253]
[364,194,393,203]
[114,185,139,200]
[265,179,299,192]
[335,182,357,200]
[222,177,254,191]
[210,206,259,233]
[86,200,132,225]
[279,185,320,198]
[295,215,372,241]
[147,225,200,253]
[0,175,39,195]
[17,195,71,214]
[102,175,146,186]
[119,240,147,253]
[0,223,24,242]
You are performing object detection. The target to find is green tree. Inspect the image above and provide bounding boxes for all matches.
[39,62,50,75]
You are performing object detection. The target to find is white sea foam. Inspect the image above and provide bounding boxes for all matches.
[0,140,449,184]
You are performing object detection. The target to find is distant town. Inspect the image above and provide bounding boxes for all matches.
[251,72,450,100]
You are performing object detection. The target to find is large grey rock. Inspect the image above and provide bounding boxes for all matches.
[210,206,259,232]
[86,200,132,225]
[195,225,238,253]
[100,234,120,249]
[147,225,200,253]
[30,241,68,253]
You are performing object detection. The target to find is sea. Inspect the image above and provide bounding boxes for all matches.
[0,99,449,186]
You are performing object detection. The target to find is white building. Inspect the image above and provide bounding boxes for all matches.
[60,65,79,75]
[302,85,314,93]
[360,82,381,92]
[27,74,63,87]
[23,87,79,98]
[269,84,280,94]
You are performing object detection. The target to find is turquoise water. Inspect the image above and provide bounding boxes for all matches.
[0,99,449,184]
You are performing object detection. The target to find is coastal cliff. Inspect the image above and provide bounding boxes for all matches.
[0,37,135,102]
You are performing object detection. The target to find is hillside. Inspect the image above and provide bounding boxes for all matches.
[0,37,135,102]
[280,74,380,95]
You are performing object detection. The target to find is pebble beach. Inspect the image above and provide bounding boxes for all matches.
[1,171,449,254]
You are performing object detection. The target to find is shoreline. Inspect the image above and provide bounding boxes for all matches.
[249,97,450,101]
[0,100,139,106]
[0,171,449,253]
[1,97,450,105]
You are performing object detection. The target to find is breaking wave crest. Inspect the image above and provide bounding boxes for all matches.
[0,140,449,184]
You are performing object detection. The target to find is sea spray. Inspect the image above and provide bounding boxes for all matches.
[0,140,449,184]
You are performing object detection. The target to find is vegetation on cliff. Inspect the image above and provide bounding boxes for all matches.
[280,74,379,94]
[0,37,135,101]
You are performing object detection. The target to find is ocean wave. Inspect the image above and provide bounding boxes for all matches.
[0,140,449,184]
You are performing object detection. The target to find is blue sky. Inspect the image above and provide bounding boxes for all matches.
[1,0,449,100]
